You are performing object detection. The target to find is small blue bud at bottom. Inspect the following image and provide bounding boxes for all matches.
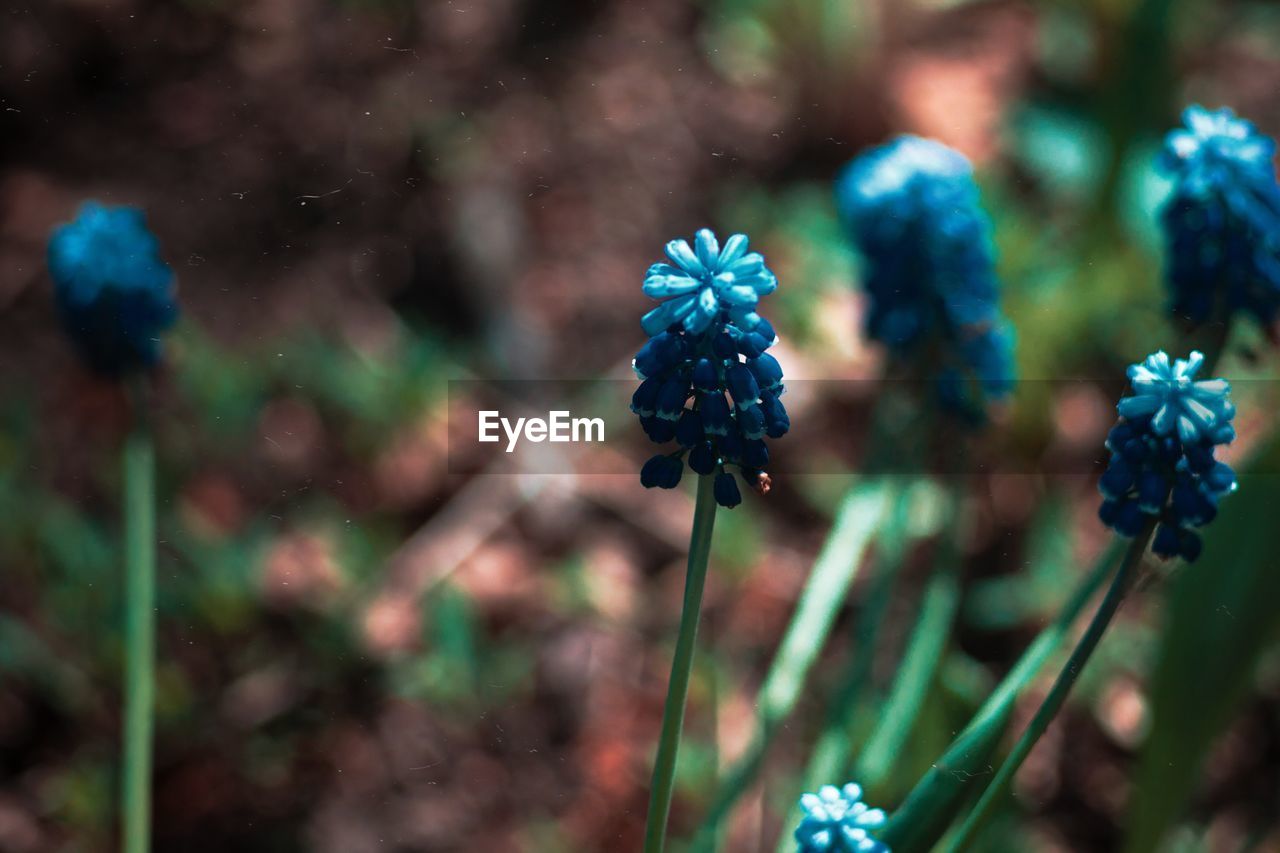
[714,472,742,508]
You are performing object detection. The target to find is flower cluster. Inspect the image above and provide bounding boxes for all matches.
[1159,105,1280,329]
[794,783,889,853]
[48,202,178,376]
[633,229,788,507]
[1098,351,1237,561]
[835,136,1015,417]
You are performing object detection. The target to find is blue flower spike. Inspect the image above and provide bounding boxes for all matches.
[1159,105,1280,330]
[1099,350,1238,562]
[794,782,890,853]
[48,202,178,376]
[835,136,1016,419]
[632,229,786,507]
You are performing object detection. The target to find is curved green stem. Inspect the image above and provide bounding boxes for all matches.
[945,520,1156,852]
[644,473,719,853]
[122,399,156,853]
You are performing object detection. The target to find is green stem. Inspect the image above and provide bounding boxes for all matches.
[122,399,156,853]
[880,537,1124,853]
[644,473,719,853]
[945,520,1156,852]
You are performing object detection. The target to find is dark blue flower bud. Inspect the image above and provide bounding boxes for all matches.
[1171,479,1216,526]
[738,404,766,440]
[631,376,662,416]
[641,454,683,489]
[1204,461,1237,493]
[656,376,691,421]
[1099,456,1135,500]
[1153,523,1181,558]
[1112,499,1147,537]
[735,327,769,358]
[718,430,744,462]
[633,331,684,379]
[1136,471,1170,513]
[712,330,738,360]
[753,317,777,348]
[713,472,742,508]
[688,442,717,475]
[760,390,790,438]
[725,363,760,410]
[748,353,784,392]
[692,358,720,393]
[701,392,732,436]
[640,415,676,444]
[675,409,704,448]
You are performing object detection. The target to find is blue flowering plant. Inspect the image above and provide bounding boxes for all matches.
[1160,106,1280,333]
[632,229,789,508]
[1098,350,1237,562]
[939,349,1240,852]
[638,229,790,853]
[836,136,1015,421]
[795,783,889,853]
[47,201,177,853]
[48,202,179,376]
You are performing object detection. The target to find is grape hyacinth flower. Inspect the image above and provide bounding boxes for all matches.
[632,229,788,508]
[835,136,1015,417]
[1098,351,1237,562]
[1159,105,1280,330]
[794,783,889,853]
[48,202,178,376]
[47,202,177,853]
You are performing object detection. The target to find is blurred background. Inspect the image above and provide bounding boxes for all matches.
[3,0,1280,850]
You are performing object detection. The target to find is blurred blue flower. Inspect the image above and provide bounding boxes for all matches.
[794,783,889,853]
[1099,350,1237,562]
[633,230,786,507]
[835,136,1015,416]
[48,202,178,376]
[640,229,777,338]
[1159,105,1280,328]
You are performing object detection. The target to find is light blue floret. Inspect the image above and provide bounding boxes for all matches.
[794,783,889,853]
[1116,350,1234,445]
[641,229,777,337]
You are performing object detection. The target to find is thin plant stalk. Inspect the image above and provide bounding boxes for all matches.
[880,537,1125,853]
[122,382,156,853]
[944,519,1156,852]
[644,473,719,853]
